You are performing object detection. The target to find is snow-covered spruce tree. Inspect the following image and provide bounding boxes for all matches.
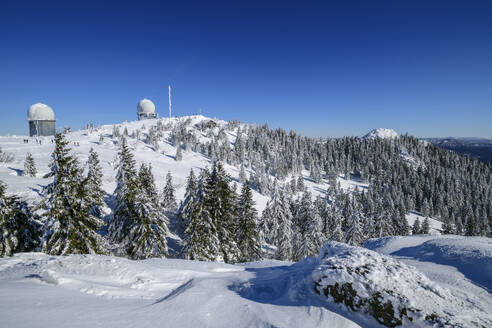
[261,186,293,261]
[261,186,282,245]
[329,211,344,242]
[308,206,325,253]
[421,217,430,234]
[373,210,395,238]
[175,144,183,161]
[108,139,139,251]
[162,171,177,212]
[293,191,317,260]
[412,218,421,235]
[236,181,261,262]
[203,162,241,263]
[85,148,105,217]
[343,208,365,246]
[126,163,169,259]
[178,169,198,234]
[465,216,479,236]
[441,214,455,234]
[184,169,221,261]
[109,142,169,259]
[239,164,247,184]
[23,152,37,177]
[274,204,293,261]
[296,175,305,191]
[42,133,107,255]
[112,125,120,138]
[0,180,41,256]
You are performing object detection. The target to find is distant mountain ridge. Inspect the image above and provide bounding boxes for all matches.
[423,137,492,164]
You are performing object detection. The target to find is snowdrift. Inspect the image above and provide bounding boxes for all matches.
[311,241,492,327]
[364,235,492,292]
[0,253,359,328]
[1,237,491,328]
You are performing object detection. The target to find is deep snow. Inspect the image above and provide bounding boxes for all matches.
[1,235,490,328]
[0,253,358,328]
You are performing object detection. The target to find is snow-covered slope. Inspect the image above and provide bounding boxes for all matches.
[364,235,492,293]
[405,211,442,234]
[363,128,398,139]
[0,253,358,328]
[0,115,366,213]
[1,235,490,328]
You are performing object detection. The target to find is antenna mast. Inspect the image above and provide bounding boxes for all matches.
[168,85,172,118]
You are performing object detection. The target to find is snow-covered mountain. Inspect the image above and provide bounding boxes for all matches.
[1,115,491,327]
[0,235,490,327]
[0,115,442,255]
[0,115,363,211]
[363,128,398,139]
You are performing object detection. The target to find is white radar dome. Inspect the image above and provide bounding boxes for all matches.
[27,103,55,121]
[137,99,156,114]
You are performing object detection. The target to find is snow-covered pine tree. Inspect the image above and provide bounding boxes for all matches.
[112,125,120,138]
[204,162,240,263]
[296,175,305,191]
[261,186,281,244]
[184,169,221,261]
[308,205,325,253]
[110,142,169,259]
[236,181,261,262]
[85,148,105,217]
[441,214,455,234]
[42,133,107,255]
[293,191,315,260]
[175,144,183,161]
[274,204,293,261]
[125,163,169,259]
[412,218,421,235]
[465,215,479,236]
[239,164,247,184]
[373,210,395,238]
[266,187,294,261]
[162,171,177,211]
[109,139,139,249]
[0,180,41,256]
[421,217,430,234]
[138,163,161,208]
[178,169,198,233]
[23,152,37,177]
[329,210,344,242]
[344,208,365,246]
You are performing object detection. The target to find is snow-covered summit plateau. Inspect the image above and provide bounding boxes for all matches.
[363,128,398,139]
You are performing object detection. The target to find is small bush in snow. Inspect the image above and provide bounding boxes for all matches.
[0,146,14,163]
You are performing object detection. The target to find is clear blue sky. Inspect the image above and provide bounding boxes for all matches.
[1,1,491,138]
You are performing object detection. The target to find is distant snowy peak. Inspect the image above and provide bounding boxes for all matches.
[363,128,398,139]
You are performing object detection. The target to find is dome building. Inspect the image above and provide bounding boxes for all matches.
[27,103,56,137]
[137,99,157,120]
